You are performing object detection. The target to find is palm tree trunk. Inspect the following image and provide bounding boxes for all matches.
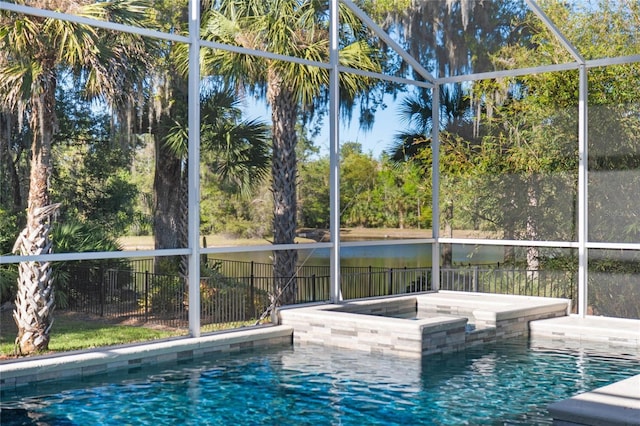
[13,70,58,355]
[268,71,298,306]
[13,203,60,354]
[153,133,182,256]
[152,72,187,274]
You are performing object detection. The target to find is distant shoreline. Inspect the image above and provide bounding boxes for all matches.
[118,228,433,251]
[117,227,491,251]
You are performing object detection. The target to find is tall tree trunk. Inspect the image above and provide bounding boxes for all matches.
[13,69,58,355]
[153,131,182,267]
[502,180,518,264]
[0,109,23,212]
[178,162,189,278]
[152,72,187,275]
[441,200,453,267]
[526,176,540,280]
[268,71,298,306]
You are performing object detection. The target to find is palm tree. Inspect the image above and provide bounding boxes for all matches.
[388,84,476,267]
[388,84,474,161]
[200,0,381,305]
[0,1,150,354]
[163,85,271,277]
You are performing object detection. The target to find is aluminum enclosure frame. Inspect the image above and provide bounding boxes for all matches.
[1,0,639,333]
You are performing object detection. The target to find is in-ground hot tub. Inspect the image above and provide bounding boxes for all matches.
[277,291,570,358]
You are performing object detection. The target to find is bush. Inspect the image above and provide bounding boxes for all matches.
[51,221,125,310]
[0,208,19,256]
[147,274,186,316]
[0,266,18,305]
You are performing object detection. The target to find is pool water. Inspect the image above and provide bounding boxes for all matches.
[2,339,639,425]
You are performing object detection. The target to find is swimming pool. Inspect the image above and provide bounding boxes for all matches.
[2,339,638,425]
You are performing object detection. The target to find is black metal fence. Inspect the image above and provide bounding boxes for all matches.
[56,258,578,329]
[439,266,577,311]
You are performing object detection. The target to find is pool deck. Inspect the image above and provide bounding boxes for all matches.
[547,375,640,426]
[529,315,640,349]
[530,315,640,426]
[0,325,293,391]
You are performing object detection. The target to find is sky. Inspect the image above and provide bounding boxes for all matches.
[241,95,406,159]
[316,102,404,159]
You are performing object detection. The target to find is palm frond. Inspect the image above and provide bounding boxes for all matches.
[386,131,430,162]
[164,120,189,159]
[204,118,271,195]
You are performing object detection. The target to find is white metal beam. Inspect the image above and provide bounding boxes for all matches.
[438,62,580,84]
[0,249,190,264]
[587,54,640,68]
[526,0,585,64]
[339,66,433,89]
[438,238,579,248]
[329,0,342,303]
[577,64,588,318]
[340,0,436,84]
[187,0,201,337]
[199,39,332,70]
[431,84,441,290]
[0,1,188,43]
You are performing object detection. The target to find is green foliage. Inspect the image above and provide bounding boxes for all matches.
[52,221,123,254]
[51,142,138,235]
[127,136,154,236]
[588,250,640,318]
[0,208,19,256]
[147,274,185,316]
[50,221,124,309]
[341,145,379,226]
[299,157,330,229]
[200,167,271,239]
[145,261,267,322]
[298,144,433,230]
[0,266,18,305]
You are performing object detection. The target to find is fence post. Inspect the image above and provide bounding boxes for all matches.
[144,270,149,321]
[473,266,479,292]
[99,266,105,317]
[249,261,256,318]
[388,268,393,295]
[312,274,316,301]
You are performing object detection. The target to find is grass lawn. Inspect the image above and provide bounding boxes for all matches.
[0,311,184,358]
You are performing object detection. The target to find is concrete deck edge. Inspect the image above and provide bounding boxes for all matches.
[548,375,640,426]
[529,316,640,348]
[0,325,293,389]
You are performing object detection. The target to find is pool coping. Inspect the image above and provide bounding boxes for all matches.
[277,291,571,357]
[0,325,293,390]
[547,374,640,426]
[529,315,640,349]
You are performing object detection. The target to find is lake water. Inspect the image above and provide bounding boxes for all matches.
[212,243,504,269]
